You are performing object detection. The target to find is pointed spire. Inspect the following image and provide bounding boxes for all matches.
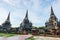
[2,12,11,26]
[49,6,58,21]
[51,6,54,15]
[6,12,10,21]
[25,10,28,19]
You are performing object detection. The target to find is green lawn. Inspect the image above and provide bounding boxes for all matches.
[26,36,35,40]
[0,33,17,37]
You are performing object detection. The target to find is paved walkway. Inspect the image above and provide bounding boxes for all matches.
[34,36,60,40]
[0,35,32,40]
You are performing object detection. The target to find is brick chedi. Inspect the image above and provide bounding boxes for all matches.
[1,12,11,33]
[19,10,32,33]
[45,7,60,34]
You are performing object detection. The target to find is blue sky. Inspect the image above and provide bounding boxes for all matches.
[0,0,60,27]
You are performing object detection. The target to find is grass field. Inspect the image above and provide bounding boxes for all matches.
[0,33,17,37]
[26,36,35,40]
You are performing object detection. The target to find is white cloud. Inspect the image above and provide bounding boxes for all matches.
[0,7,8,25]
[22,0,32,8]
[28,10,41,26]
[52,0,60,19]
[3,0,20,6]
[31,0,40,8]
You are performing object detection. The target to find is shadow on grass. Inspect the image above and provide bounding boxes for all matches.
[26,36,35,40]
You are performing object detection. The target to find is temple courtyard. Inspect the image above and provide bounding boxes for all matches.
[0,33,60,40]
[0,34,32,40]
[33,36,60,40]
